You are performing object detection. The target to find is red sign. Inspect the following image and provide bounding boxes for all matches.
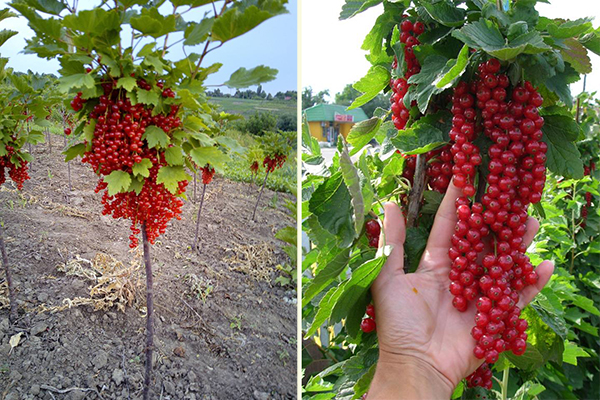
[334,113,354,122]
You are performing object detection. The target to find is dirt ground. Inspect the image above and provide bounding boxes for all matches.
[0,142,297,399]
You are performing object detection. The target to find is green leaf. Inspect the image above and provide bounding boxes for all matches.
[215,136,245,155]
[63,8,120,35]
[571,294,600,316]
[436,44,469,89]
[0,29,17,47]
[189,146,230,172]
[9,74,33,94]
[348,65,390,110]
[103,170,132,196]
[505,343,545,372]
[57,73,95,93]
[128,178,144,195]
[546,17,593,39]
[405,226,429,272]
[560,37,592,74]
[117,76,137,91]
[132,158,153,177]
[136,89,160,106]
[563,341,590,365]
[407,55,449,113]
[306,284,345,337]
[353,364,376,399]
[156,166,191,194]
[417,0,465,27]
[22,0,66,15]
[130,7,176,38]
[330,256,386,324]
[452,19,551,61]
[164,146,185,166]
[579,29,600,56]
[542,116,584,179]
[361,6,398,59]
[184,18,214,45]
[303,246,350,308]
[223,65,278,88]
[143,126,170,149]
[63,143,86,162]
[211,3,286,43]
[530,291,568,339]
[308,173,356,248]
[339,0,382,20]
[391,123,445,155]
[347,117,383,156]
[340,144,364,238]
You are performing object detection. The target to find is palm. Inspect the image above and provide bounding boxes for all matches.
[371,183,553,388]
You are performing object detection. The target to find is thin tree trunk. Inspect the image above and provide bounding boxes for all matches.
[64,135,72,193]
[141,223,154,400]
[193,172,197,203]
[192,184,207,250]
[47,130,52,153]
[28,143,33,172]
[407,154,426,228]
[252,170,270,221]
[0,227,16,323]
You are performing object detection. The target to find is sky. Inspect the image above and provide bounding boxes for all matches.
[0,0,297,94]
[301,0,600,102]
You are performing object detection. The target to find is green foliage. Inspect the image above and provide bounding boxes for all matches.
[303,1,600,399]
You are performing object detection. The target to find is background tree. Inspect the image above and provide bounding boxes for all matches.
[335,83,390,118]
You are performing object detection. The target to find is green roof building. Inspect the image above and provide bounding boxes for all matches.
[303,104,368,143]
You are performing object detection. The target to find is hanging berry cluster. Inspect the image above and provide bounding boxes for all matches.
[0,140,30,189]
[581,162,595,228]
[200,164,215,185]
[77,76,188,248]
[365,219,381,248]
[360,304,376,333]
[250,160,259,174]
[390,17,424,131]
[447,58,546,389]
[263,153,287,173]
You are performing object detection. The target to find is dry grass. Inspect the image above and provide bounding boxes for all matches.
[225,243,276,283]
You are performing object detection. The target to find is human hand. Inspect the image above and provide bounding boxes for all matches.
[367,183,554,399]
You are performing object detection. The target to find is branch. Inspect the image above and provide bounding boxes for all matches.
[406,154,426,228]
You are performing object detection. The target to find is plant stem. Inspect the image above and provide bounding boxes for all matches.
[193,172,197,203]
[47,130,52,153]
[501,367,510,400]
[192,183,207,251]
[570,182,577,274]
[407,154,426,228]
[252,169,270,221]
[0,225,16,323]
[141,223,154,400]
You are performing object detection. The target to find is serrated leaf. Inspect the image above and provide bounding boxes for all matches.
[130,7,176,38]
[212,4,286,43]
[348,66,390,110]
[407,55,450,113]
[542,116,584,179]
[563,341,590,365]
[104,170,132,196]
[330,256,386,324]
[117,76,137,91]
[417,0,465,27]
[164,146,184,166]
[339,0,382,20]
[347,117,382,156]
[306,284,344,337]
[436,44,469,89]
[189,146,230,172]
[391,122,445,155]
[215,136,245,155]
[184,18,214,45]
[57,73,95,93]
[308,173,355,248]
[9,74,33,94]
[0,29,17,47]
[23,0,66,15]
[128,178,144,195]
[303,245,350,308]
[560,37,592,74]
[223,65,278,88]
[546,17,593,39]
[132,158,153,177]
[156,166,191,194]
[142,126,170,149]
[63,143,86,162]
[136,89,160,106]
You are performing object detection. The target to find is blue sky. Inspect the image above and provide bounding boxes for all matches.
[0,0,297,94]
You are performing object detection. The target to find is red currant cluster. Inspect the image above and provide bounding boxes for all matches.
[75,76,187,247]
[360,304,376,333]
[365,219,381,248]
[263,153,287,173]
[447,59,546,388]
[581,162,595,228]
[200,164,215,185]
[0,142,30,190]
[250,160,259,174]
[389,17,424,130]
[70,92,86,112]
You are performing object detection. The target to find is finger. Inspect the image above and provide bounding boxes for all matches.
[517,260,554,309]
[378,202,406,275]
[522,217,540,248]
[425,181,462,251]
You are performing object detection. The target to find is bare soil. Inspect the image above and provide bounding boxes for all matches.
[0,143,297,400]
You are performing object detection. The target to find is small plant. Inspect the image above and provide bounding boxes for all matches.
[229,315,243,331]
[47,168,53,180]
